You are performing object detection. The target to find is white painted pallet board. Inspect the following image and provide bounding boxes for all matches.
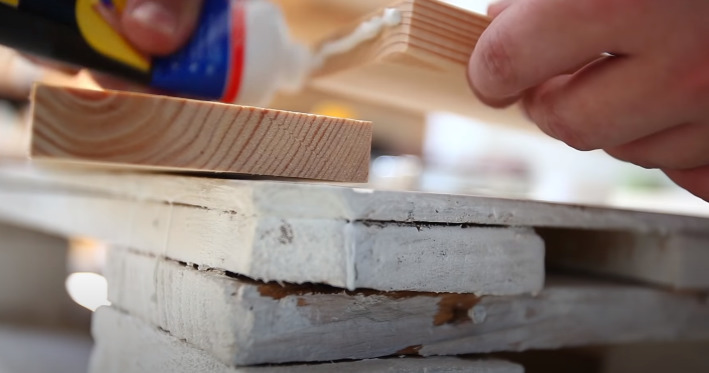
[106,249,709,366]
[0,163,544,294]
[91,307,524,373]
[3,163,709,231]
[2,163,709,290]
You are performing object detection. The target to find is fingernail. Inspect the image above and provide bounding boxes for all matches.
[129,1,178,36]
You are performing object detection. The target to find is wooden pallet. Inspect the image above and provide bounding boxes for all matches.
[2,163,708,291]
[106,248,709,366]
[92,306,523,373]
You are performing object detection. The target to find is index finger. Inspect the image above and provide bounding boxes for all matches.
[468,0,620,102]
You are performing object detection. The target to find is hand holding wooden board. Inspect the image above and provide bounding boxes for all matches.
[307,0,530,127]
[29,84,372,182]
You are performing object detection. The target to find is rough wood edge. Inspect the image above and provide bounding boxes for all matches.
[91,306,524,373]
[107,249,709,365]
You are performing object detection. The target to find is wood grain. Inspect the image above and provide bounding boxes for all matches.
[29,84,372,182]
[3,164,709,291]
[309,0,530,127]
[0,166,545,295]
[107,249,709,366]
[4,164,709,233]
[92,307,524,373]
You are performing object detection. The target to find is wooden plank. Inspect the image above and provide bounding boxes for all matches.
[0,164,545,294]
[542,229,709,290]
[309,0,530,127]
[3,164,709,290]
[0,182,543,294]
[91,307,524,373]
[106,249,709,366]
[29,84,372,182]
[2,164,708,233]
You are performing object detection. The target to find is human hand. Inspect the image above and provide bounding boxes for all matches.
[0,0,204,99]
[101,0,204,56]
[467,0,709,201]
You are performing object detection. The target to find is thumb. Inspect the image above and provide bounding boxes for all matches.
[121,0,204,56]
[487,0,517,18]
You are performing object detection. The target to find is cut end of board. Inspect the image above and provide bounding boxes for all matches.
[28,84,372,182]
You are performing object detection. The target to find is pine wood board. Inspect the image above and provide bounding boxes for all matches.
[91,307,523,373]
[309,0,529,127]
[106,249,709,366]
[29,84,372,182]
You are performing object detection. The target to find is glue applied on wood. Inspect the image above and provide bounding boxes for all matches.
[309,0,530,127]
[29,84,372,182]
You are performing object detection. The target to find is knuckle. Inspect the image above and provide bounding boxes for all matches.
[526,91,596,151]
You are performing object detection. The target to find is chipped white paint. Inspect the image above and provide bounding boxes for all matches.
[2,164,709,290]
[352,223,543,293]
[2,164,708,232]
[91,307,523,373]
[0,172,544,294]
[107,250,709,366]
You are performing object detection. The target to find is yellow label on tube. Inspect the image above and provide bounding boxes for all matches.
[0,0,19,8]
[75,0,150,71]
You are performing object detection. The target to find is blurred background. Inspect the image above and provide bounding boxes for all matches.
[0,1,708,372]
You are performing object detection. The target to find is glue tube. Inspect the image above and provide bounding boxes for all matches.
[0,0,311,106]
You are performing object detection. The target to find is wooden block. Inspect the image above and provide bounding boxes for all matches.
[91,307,524,373]
[106,249,709,366]
[0,166,545,295]
[542,229,709,289]
[310,0,529,127]
[29,84,372,182]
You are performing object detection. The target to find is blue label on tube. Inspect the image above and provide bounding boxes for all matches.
[150,0,231,99]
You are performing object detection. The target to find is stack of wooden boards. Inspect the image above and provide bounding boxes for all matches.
[5,0,709,368]
[14,83,540,370]
[2,159,709,370]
